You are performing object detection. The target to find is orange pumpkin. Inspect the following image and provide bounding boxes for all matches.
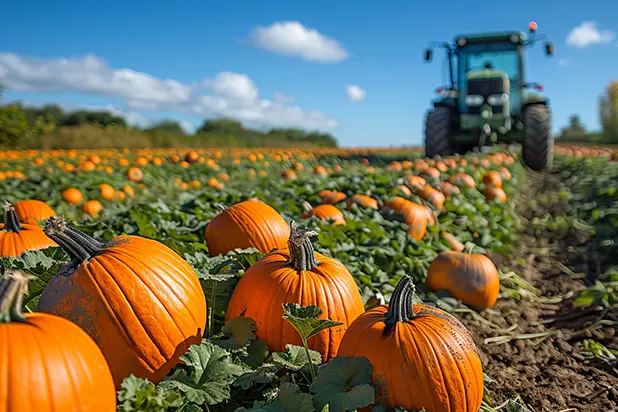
[37,217,207,388]
[281,169,297,180]
[382,197,428,240]
[439,181,460,197]
[427,250,500,309]
[13,199,56,225]
[449,173,477,189]
[346,194,378,210]
[483,186,507,202]
[318,190,347,205]
[0,202,57,257]
[415,185,446,209]
[483,170,503,188]
[82,200,103,216]
[441,232,465,252]
[337,276,484,411]
[407,175,426,189]
[205,199,290,256]
[0,270,117,411]
[226,222,364,360]
[99,183,115,200]
[301,201,346,226]
[127,167,144,182]
[62,188,83,204]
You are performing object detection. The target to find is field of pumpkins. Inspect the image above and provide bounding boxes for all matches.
[0,145,617,412]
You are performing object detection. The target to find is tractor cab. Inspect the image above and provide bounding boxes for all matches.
[423,22,555,171]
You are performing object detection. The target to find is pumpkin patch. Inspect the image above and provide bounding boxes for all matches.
[0,145,614,411]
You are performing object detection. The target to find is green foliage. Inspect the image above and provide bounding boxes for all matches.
[0,104,30,147]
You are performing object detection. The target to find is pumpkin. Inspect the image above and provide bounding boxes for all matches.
[37,217,207,388]
[396,184,412,197]
[449,173,477,189]
[318,190,347,205]
[421,166,441,179]
[127,167,143,182]
[0,270,117,411]
[381,197,428,241]
[407,175,426,189]
[483,186,507,202]
[99,183,115,200]
[439,181,460,197]
[13,199,56,225]
[225,222,364,360]
[301,201,346,226]
[482,170,503,188]
[427,250,500,309]
[499,167,512,180]
[346,194,378,210]
[82,199,103,216]
[415,185,446,209]
[62,187,83,204]
[205,199,290,256]
[337,276,484,412]
[0,202,57,257]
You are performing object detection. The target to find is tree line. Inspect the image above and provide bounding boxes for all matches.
[557,81,617,143]
[0,86,338,149]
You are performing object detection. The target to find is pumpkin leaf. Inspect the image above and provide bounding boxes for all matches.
[235,382,315,412]
[243,339,270,368]
[117,374,183,411]
[212,314,258,350]
[159,340,245,406]
[310,356,375,412]
[233,363,279,390]
[271,344,322,371]
[282,303,343,343]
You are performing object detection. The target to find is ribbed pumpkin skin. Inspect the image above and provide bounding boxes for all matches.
[337,303,484,412]
[225,249,364,360]
[427,251,500,309]
[0,224,56,257]
[37,235,207,388]
[13,200,56,225]
[205,200,290,256]
[0,313,116,411]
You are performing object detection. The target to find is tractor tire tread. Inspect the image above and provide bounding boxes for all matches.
[425,107,454,158]
[522,105,553,171]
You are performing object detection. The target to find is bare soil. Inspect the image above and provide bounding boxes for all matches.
[457,171,618,412]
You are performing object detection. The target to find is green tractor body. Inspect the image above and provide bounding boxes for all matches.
[423,25,555,170]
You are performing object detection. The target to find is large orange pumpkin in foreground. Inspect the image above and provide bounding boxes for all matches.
[0,270,116,411]
[225,222,364,360]
[13,199,56,225]
[337,276,484,411]
[37,217,207,388]
[427,250,500,309]
[205,198,290,256]
[0,202,57,257]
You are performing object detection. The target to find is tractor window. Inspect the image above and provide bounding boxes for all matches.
[465,50,520,82]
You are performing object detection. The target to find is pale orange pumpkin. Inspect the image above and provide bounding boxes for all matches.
[13,199,56,225]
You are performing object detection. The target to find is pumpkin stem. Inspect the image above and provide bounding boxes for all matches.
[214,203,228,213]
[0,270,34,323]
[287,221,319,272]
[464,242,476,254]
[3,201,23,232]
[44,216,106,262]
[384,276,417,327]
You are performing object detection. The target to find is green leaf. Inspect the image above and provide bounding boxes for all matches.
[116,374,183,411]
[271,344,322,371]
[158,340,245,406]
[310,356,375,412]
[211,314,258,350]
[282,303,343,343]
[277,382,316,412]
[234,363,279,390]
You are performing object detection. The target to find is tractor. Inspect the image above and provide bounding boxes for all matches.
[423,22,555,170]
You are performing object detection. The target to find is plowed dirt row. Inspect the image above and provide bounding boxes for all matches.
[458,171,618,412]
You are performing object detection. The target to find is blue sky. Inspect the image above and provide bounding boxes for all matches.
[1,0,617,147]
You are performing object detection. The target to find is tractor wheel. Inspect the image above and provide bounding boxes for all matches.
[522,105,553,171]
[425,107,455,158]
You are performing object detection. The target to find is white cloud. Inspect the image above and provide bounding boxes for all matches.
[249,21,349,63]
[345,85,366,102]
[566,21,616,48]
[558,58,569,67]
[0,52,337,130]
[180,120,195,134]
[272,92,295,105]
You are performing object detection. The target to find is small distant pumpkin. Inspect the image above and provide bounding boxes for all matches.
[318,190,347,205]
[381,197,428,241]
[346,194,378,210]
[483,186,507,202]
[127,167,144,182]
[483,170,503,188]
[82,200,103,217]
[62,188,83,204]
[301,201,346,226]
